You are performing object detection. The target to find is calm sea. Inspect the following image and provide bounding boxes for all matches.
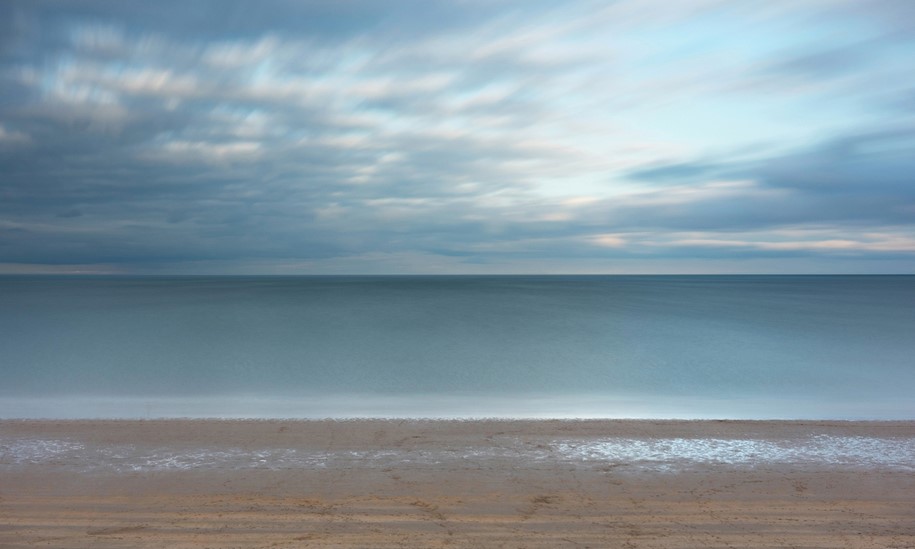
[1,275,913,419]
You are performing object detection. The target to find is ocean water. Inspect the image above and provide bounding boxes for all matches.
[1,275,913,419]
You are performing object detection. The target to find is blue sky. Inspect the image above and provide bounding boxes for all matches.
[1,0,914,273]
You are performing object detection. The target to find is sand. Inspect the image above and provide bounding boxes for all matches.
[1,419,914,548]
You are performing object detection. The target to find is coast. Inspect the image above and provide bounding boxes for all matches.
[2,419,914,548]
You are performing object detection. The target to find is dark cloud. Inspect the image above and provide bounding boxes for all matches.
[627,162,719,183]
[757,130,915,192]
[616,128,915,242]
[4,0,558,52]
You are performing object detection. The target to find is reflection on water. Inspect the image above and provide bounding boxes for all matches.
[3,433,914,473]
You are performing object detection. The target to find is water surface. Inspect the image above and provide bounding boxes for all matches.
[1,275,913,418]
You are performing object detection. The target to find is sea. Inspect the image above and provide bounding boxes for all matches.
[1,275,913,420]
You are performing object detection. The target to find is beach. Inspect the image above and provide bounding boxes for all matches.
[2,419,914,548]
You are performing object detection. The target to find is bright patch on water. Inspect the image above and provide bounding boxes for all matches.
[0,438,85,464]
[555,435,915,471]
[2,434,913,473]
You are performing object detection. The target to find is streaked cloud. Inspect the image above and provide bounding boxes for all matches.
[0,0,913,273]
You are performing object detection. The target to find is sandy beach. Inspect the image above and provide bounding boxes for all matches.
[2,419,914,548]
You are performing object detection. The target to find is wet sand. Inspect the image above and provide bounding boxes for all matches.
[2,419,914,548]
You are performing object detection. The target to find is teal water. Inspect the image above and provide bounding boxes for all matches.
[1,275,913,419]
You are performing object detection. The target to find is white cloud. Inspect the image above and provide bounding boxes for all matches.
[657,229,915,254]
[605,179,790,208]
[0,125,30,145]
[145,140,264,164]
[115,68,200,97]
[589,234,628,248]
[203,36,281,68]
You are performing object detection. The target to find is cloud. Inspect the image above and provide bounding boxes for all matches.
[626,128,915,226]
[0,124,29,145]
[145,139,264,164]
[658,234,915,255]
[1,1,914,273]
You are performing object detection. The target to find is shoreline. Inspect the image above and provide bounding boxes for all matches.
[5,418,915,425]
[4,417,914,426]
[5,417,914,436]
[3,419,914,547]
[4,393,912,421]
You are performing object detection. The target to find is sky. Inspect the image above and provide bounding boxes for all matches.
[1,0,914,274]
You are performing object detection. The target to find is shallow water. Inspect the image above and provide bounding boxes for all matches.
[3,433,913,474]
